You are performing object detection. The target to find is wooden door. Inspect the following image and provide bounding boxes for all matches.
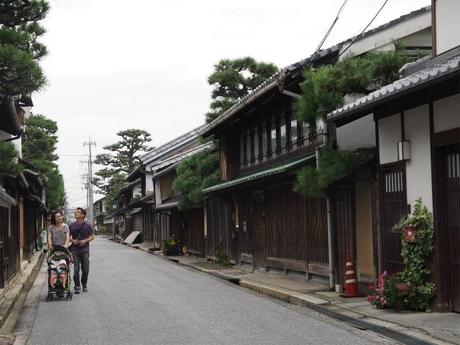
[380,163,407,273]
[252,191,266,267]
[446,146,460,312]
[333,183,356,286]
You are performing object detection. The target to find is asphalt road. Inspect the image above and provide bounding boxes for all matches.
[14,237,395,345]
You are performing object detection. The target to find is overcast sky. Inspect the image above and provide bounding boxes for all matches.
[32,0,430,208]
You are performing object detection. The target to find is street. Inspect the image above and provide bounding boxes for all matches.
[14,237,394,345]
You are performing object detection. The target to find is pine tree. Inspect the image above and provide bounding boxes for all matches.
[0,0,49,96]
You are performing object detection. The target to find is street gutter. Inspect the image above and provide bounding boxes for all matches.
[128,243,450,345]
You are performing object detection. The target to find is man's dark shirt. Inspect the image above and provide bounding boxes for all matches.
[69,221,94,254]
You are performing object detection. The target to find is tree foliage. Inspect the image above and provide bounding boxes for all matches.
[93,129,152,213]
[294,146,372,198]
[205,57,278,123]
[173,150,220,211]
[0,141,21,175]
[0,0,49,96]
[295,52,410,125]
[22,114,65,210]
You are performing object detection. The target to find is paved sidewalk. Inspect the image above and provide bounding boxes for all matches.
[0,251,45,345]
[128,242,460,345]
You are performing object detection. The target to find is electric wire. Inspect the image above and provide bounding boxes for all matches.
[339,0,390,58]
[314,0,348,54]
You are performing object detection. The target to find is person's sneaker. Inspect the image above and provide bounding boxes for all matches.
[74,287,81,294]
[83,287,88,292]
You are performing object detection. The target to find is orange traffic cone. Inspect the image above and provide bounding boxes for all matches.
[340,254,362,298]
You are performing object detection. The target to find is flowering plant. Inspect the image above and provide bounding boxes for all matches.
[368,271,398,309]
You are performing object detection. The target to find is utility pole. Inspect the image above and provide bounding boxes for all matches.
[83,139,96,225]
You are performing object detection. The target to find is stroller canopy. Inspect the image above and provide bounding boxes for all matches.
[48,245,72,265]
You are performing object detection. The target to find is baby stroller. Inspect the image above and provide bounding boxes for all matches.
[46,245,73,301]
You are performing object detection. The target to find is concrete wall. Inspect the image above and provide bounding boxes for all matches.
[378,114,401,164]
[433,93,460,133]
[355,167,375,281]
[404,105,433,212]
[436,0,460,54]
[337,114,375,150]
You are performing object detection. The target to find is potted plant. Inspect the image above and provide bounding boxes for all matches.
[393,199,436,311]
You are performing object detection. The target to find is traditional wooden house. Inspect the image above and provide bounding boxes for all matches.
[151,142,212,255]
[93,196,114,234]
[0,95,43,287]
[115,125,207,248]
[327,0,459,312]
[202,6,432,287]
[116,174,145,240]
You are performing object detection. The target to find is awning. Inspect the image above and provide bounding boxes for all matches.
[155,195,183,211]
[125,207,142,216]
[203,154,315,194]
[327,49,460,126]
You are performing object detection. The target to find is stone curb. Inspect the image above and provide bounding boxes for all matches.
[0,251,45,331]
[125,242,455,345]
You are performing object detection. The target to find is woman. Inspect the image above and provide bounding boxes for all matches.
[48,211,70,249]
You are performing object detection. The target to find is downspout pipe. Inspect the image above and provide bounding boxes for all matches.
[316,145,334,290]
[327,197,334,290]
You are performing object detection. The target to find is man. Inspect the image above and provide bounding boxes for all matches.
[69,207,95,294]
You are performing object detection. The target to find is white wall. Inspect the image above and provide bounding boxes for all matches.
[145,172,154,193]
[378,114,401,164]
[404,105,433,212]
[154,180,161,205]
[337,114,375,150]
[433,93,460,133]
[436,0,460,54]
[340,10,431,59]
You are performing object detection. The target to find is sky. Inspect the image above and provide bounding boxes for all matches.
[32,0,430,208]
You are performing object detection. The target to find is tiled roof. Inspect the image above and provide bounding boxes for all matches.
[140,124,209,164]
[327,51,460,123]
[152,142,214,177]
[203,6,430,135]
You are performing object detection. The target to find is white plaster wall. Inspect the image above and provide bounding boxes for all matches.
[337,114,375,150]
[433,93,460,133]
[378,114,401,164]
[154,180,161,205]
[404,105,433,212]
[436,0,460,54]
[340,10,431,59]
[145,172,154,193]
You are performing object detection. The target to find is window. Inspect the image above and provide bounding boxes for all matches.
[302,121,310,145]
[271,121,277,155]
[254,129,259,163]
[280,117,286,153]
[261,124,268,160]
[246,129,251,165]
[240,133,246,167]
[291,119,298,148]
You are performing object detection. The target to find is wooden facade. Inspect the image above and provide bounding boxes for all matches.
[205,90,330,278]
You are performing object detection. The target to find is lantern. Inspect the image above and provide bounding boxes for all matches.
[403,226,416,242]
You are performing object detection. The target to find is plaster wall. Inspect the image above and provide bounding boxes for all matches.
[355,168,375,281]
[378,114,401,164]
[433,93,460,133]
[404,105,433,212]
[340,10,431,59]
[145,172,154,193]
[436,0,460,54]
[155,180,161,205]
[336,114,375,150]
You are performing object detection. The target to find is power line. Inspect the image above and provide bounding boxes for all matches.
[314,0,348,54]
[339,0,390,58]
